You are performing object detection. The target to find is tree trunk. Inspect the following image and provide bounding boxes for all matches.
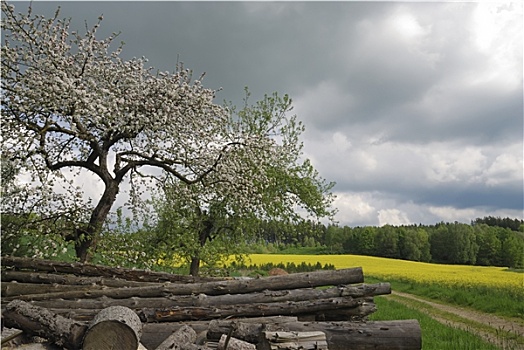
[138,297,361,322]
[2,300,87,350]
[76,179,120,262]
[190,257,201,277]
[190,211,215,277]
[82,306,142,350]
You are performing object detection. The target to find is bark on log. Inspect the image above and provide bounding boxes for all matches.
[205,319,421,350]
[1,256,220,283]
[139,296,361,322]
[3,268,364,302]
[0,343,63,350]
[1,270,161,288]
[17,283,389,311]
[298,302,377,321]
[22,300,377,324]
[1,282,108,298]
[259,331,328,350]
[141,317,298,350]
[2,300,87,350]
[207,320,268,344]
[285,320,421,350]
[82,306,142,350]
[155,324,196,350]
[217,335,256,350]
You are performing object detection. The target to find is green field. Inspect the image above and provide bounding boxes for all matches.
[240,253,524,350]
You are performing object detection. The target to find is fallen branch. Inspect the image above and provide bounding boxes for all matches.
[2,300,87,350]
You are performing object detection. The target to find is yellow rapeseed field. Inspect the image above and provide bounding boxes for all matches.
[246,254,524,298]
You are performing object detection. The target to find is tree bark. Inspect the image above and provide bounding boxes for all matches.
[1,270,163,287]
[258,331,328,350]
[297,299,377,321]
[206,319,421,350]
[1,256,218,283]
[190,257,201,277]
[138,297,361,322]
[278,320,422,350]
[141,317,298,350]
[82,306,143,350]
[155,324,196,350]
[18,283,389,311]
[217,335,256,350]
[2,300,87,350]
[1,282,106,298]
[76,179,120,262]
[3,268,363,302]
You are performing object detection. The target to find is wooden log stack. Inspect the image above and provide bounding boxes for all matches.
[1,256,421,350]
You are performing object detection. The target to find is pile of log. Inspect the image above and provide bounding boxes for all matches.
[1,256,421,350]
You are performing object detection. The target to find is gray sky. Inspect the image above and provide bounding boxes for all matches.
[15,1,523,227]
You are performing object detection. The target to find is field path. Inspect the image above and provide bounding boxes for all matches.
[387,291,524,349]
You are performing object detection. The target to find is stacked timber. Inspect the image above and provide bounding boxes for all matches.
[0,256,421,350]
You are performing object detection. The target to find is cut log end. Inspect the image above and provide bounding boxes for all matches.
[83,321,139,350]
[82,306,142,350]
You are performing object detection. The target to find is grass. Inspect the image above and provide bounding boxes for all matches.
[390,294,524,348]
[245,254,524,320]
[364,276,524,321]
[370,296,500,350]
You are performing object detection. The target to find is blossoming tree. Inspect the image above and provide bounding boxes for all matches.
[152,91,336,275]
[1,3,335,263]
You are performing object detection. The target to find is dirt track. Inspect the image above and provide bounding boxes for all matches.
[387,291,524,350]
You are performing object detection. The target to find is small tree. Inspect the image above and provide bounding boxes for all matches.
[0,3,333,262]
[153,91,336,275]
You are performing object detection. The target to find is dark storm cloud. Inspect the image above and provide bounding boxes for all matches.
[10,1,523,226]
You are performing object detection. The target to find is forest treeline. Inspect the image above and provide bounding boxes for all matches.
[253,216,524,269]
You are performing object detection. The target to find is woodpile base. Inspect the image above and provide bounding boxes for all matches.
[1,257,422,350]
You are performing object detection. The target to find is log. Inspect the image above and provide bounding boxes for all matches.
[1,281,108,298]
[285,320,421,350]
[82,306,143,350]
[259,331,328,350]
[1,256,220,283]
[204,319,421,350]
[141,317,298,350]
[207,320,268,344]
[155,324,196,350]
[0,344,63,349]
[2,300,87,349]
[1,270,161,288]
[298,301,377,321]
[3,268,364,302]
[217,335,256,350]
[138,296,361,322]
[18,283,389,311]
[24,301,376,324]
[4,269,365,303]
